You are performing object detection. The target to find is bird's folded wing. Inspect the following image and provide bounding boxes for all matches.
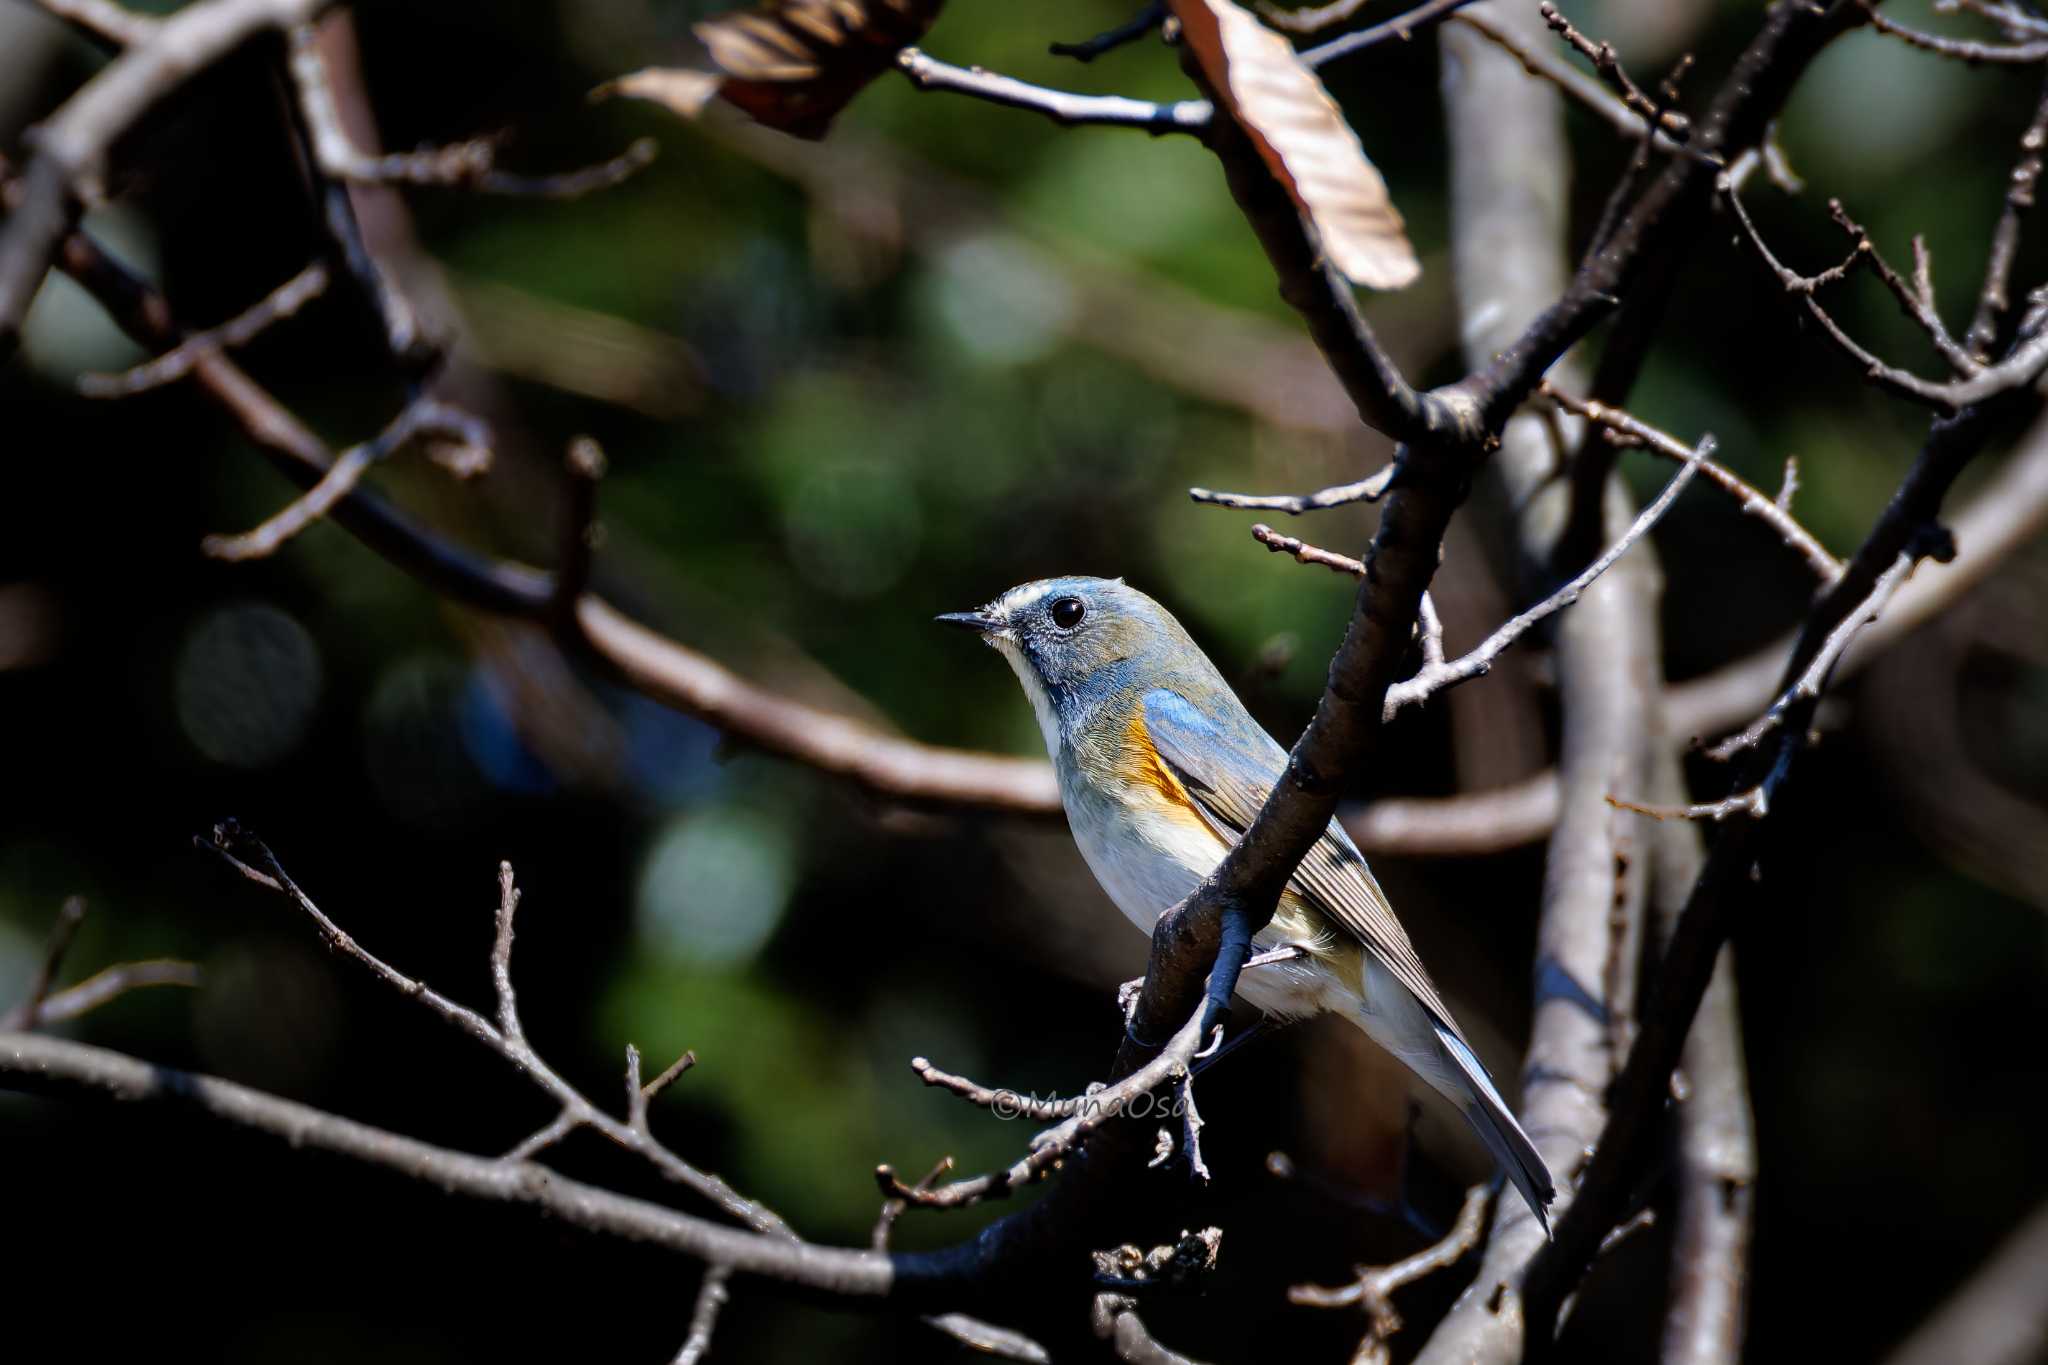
[1139,688,1465,1040]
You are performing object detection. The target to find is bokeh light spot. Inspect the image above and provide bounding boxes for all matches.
[175,603,322,768]
[635,805,798,968]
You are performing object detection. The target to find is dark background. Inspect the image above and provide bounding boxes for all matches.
[2,0,2045,1360]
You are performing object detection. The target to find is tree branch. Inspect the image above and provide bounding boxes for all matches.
[1857,0,2048,63]
[1965,75,2048,362]
[1541,383,1841,581]
[77,262,329,396]
[1722,177,2048,411]
[897,47,1211,133]
[44,228,1064,816]
[0,0,336,352]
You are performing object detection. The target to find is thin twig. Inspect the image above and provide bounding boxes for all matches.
[52,219,1065,817]
[4,960,200,1029]
[1607,787,1768,822]
[1705,552,1920,759]
[1049,2,1165,61]
[199,823,794,1238]
[5,898,86,1031]
[200,397,490,561]
[289,26,655,194]
[1537,1,1692,141]
[1300,0,1491,69]
[0,0,337,352]
[0,1032,924,1297]
[1449,9,1687,147]
[641,1049,699,1106]
[896,47,1210,133]
[1384,437,1706,715]
[1541,382,1841,581]
[672,1266,731,1365]
[878,1006,1219,1211]
[1290,1184,1492,1359]
[1937,0,2048,38]
[871,1155,953,1249]
[1965,77,2048,361]
[79,263,328,396]
[1251,524,1365,576]
[1857,0,2048,62]
[923,1315,1053,1363]
[1189,463,1395,513]
[1721,176,2048,410]
[1823,200,1981,376]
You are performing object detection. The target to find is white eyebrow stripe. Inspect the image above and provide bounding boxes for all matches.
[997,581,1058,617]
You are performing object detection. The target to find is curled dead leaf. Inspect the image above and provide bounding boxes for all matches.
[596,0,944,140]
[1171,0,1419,289]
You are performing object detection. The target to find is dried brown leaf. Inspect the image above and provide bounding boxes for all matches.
[597,0,943,140]
[1172,0,1419,289]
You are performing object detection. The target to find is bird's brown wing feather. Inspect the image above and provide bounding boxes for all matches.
[1138,689,1467,1043]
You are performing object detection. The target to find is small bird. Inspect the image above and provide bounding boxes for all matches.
[939,576,1554,1231]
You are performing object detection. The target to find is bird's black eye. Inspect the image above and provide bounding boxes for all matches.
[1050,596,1086,630]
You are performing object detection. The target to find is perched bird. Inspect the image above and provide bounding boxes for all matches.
[939,575,1555,1231]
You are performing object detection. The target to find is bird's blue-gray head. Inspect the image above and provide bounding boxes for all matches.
[937,577,1212,755]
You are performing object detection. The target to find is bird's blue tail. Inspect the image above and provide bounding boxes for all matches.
[1436,1025,1556,1237]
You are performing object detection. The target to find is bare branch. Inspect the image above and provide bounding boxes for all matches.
[288,25,655,194]
[32,0,160,46]
[1049,3,1166,61]
[1092,1293,1211,1365]
[0,1033,918,1298]
[199,396,492,562]
[1705,551,1919,760]
[1823,199,1982,376]
[1649,749,1758,1365]
[1299,0,1491,68]
[1966,77,2048,361]
[490,859,524,1044]
[8,960,200,1028]
[78,263,328,397]
[1250,523,1365,576]
[896,47,1211,134]
[1607,787,1767,822]
[924,1315,1053,1363]
[1937,0,2048,39]
[1536,1,1693,142]
[200,825,794,1238]
[672,1266,731,1365]
[44,228,1062,815]
[879,1005,1219,1211]
[1721,177,2048,411]
[1541,382,1841,581]
[1858,0,2048,63]
[872,1156,953,1250]
[1449,8,1687,148]
[1188,463,1395,513]
[3,897,86,1030]
[1385,436,1704,716]
[0,0,336,351]
[1291,1184,1491,1360]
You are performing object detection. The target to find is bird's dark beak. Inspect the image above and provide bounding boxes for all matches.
[934,610,999,634]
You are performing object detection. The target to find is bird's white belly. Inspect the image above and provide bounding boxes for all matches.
[1065,786,1337,1021]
